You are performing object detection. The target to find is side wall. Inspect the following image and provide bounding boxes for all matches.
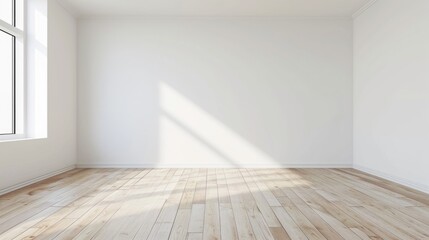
[78,18,353,168]
[354,0,429,192]
[0,0,77,193]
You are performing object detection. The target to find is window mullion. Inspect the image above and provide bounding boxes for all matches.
[0,19,23,38]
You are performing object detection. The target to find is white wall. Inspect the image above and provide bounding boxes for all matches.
[0,0,77,193]
[354,0,429,192]
[78,18,353,168]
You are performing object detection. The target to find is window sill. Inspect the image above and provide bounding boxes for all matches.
[0,135,46,143]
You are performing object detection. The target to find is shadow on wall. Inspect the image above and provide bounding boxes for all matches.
[78,21,352,167]
[80,75,346,167]
[158,82,278,167]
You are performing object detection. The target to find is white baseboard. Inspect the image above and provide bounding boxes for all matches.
[76,163,353,169]
[4,163,426,197]
[0,165,76,196]
[353,165,429,194]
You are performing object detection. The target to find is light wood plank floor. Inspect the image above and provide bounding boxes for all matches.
[0,169,428,240]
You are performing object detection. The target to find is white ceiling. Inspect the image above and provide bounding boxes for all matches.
[58,0,371,18]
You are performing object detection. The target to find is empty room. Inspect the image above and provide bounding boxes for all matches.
[0,0,428,239]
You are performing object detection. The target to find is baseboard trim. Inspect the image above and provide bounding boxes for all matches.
[4,164,426,196]
[0,165,76,196]
[353,165,429,194]
[76,163,352,169]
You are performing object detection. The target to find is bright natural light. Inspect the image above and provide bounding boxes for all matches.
[0,31,14,134]
[0,1,429,239]
[0,0,25,138]
[0,0,13,25]
[159,82,280,167]
[26,4,48,138]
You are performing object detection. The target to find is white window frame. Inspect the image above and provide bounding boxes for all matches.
[0,0,25,141]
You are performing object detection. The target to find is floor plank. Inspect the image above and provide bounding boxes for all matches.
[0,168,428,240]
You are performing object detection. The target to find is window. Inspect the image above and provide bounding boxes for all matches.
[0,0,23,137]
[0,30,14,134]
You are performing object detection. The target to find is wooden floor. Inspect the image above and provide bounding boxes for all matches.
[0,169,428,240]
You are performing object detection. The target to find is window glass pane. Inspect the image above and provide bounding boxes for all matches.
[0,31,14,134]
[15,0,23,30]
[0,0,14,25]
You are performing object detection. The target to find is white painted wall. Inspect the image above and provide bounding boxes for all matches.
[78,18,353,167]
[354,0,429,192]
[0,0,77,192]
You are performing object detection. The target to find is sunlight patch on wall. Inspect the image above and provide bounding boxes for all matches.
[159,115,230,166]
[34,49,47,137]
[35,10,47,47]
[27,0,48,138]
[159,82,280,167]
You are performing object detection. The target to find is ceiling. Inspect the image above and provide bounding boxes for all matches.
[58,0,371,18]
